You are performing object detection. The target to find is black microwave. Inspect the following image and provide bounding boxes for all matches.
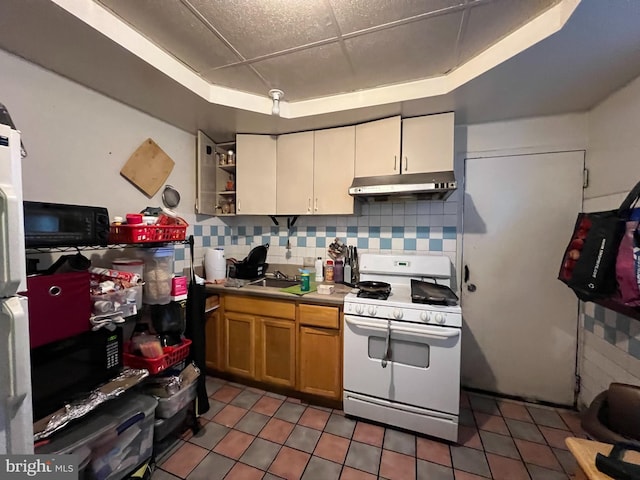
[30,328,123,421]
[23,201,110,248]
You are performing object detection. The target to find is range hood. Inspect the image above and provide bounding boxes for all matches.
[349,170,457,201]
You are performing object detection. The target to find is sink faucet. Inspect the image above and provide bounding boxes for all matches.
[273,270,288,280]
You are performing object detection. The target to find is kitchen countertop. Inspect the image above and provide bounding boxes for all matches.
[205,281,352,306]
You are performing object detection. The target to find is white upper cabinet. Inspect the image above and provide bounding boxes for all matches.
[354,116,401,177]
[276,131,314,215]
[236,134,277,215]
[401,112,455,174]
[314,125,355,215]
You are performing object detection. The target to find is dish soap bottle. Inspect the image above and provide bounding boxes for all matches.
[315,257,324,283]
[300,270,310,292]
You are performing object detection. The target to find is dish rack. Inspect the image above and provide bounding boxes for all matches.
[109,216,188,244]
[123,338,192,374]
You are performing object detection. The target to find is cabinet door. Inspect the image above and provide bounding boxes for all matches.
[313,126,355,215]
[401,112,454,174]
[196,130,218,215]
[258,318,296,388]
[224,311,256,378]
[298,326,342,399]
[236,134,277,214]
[276,131,314,215]
[205,308,223,371]
[355,116,401,177]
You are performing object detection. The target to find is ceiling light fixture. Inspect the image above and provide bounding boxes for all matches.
[269,89,284,116]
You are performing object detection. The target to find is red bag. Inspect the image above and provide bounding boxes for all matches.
[615,215,640,306]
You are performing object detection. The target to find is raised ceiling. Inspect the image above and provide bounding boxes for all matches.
[1,0,640,141]
[95,0,560,102]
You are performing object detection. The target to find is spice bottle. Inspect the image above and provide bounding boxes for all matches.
[325,260,334,283]
[334,259,344,283]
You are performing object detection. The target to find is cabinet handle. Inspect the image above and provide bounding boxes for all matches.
[404,156,408,172]
[315,198,318,212]
[394,155,397,171]
[308,197,311,213]
[237,199,240,212]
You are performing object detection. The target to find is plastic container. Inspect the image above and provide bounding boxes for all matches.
[315,257,324,282]
[109,220,187,244]
[325,260,334,283]
[139,247,174,305]
[112,258,144,281]
[35,393,157,480]
[91,286,140,316]
[155,380,198,419]
[334,259,344,283]
[154,408,188,442]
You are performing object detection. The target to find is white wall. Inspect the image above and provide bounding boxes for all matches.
[0,49,195,220]
[578,74,640,408]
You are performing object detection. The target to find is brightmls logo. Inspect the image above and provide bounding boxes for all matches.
[0,455,78,479]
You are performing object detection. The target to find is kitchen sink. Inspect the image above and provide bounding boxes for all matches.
[249,278,299,288]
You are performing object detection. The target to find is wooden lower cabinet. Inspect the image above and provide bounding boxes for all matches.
[257,317,296,387]
[212,294,343,402]
[298,326,342,400]
[224,311,256,378]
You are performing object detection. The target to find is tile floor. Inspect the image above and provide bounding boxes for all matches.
[152,376,587,480]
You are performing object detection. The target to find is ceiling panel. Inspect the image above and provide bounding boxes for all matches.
[345,12,463,89]
[97,0,239,72]
[188,0,338,61]
[251,42,356,100]
[329,0,464,34]
[202,65,269,96]
[457,0,560,66]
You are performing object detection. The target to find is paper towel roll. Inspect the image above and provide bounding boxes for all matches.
[204,247,226,282]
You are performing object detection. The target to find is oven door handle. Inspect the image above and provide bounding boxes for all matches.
[345,316,459,340]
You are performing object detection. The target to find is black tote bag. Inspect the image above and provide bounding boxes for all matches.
[559,181,640,301]
[184,235,209,415]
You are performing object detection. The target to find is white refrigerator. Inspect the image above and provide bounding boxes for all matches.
[0,122,33,453]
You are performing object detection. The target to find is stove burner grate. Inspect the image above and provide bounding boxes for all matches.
[357,290,390,300]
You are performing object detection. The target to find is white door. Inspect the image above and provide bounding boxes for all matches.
[461,151,584,405]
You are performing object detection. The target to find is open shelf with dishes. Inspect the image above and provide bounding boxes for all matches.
[214,142,236,215]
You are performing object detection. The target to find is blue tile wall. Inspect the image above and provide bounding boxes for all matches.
[583,303,640,360]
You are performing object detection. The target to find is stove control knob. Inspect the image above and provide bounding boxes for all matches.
[355,304,364,315]
[420,311,429,322]
[392,308,403,320]
[434,313,445,324]
[367,305,377,316]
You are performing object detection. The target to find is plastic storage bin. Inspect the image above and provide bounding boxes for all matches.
[123,338,192,374]
[139,247,174,305]
[91,286,140,316]
[154,407,188,442]
[35,392,157,480]
[155,380,198,419]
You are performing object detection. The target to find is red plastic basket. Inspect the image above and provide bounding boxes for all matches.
[123,338,192,374]
[110,223,187,244]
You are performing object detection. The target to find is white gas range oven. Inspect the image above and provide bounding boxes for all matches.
[343,253,462,442]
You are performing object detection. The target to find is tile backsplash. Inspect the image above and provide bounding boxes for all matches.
[173,199,458,275]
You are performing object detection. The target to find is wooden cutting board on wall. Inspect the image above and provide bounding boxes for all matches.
[120,138,175,197]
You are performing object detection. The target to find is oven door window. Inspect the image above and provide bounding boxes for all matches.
[368,335,430,368]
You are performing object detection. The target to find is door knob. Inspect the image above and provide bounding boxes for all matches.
[467,284,477,292]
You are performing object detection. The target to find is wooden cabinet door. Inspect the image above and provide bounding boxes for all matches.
[355,116,401,177]
[236,134,277,215]
[205,308,223,371]
[401,112,454,174]
[313,126,355,215]
[276,131,314,215]
[258,318,296,388]
[224,311,256,378]
[298,326,342,400]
